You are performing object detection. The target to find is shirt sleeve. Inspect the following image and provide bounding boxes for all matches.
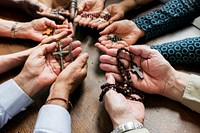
[150,37,200,64]
[181,74,200,113]
[133,0,200,41]
[34,104,71,133]
[0,79,34,128]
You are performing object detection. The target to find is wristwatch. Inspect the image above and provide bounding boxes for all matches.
[111,122,144,133]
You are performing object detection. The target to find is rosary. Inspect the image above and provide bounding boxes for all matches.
[99,48,145,102]
[80,10,111,22]
[42,0,77,71]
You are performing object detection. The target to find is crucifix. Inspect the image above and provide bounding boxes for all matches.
[131,65,144,79]
[53,41,73,71]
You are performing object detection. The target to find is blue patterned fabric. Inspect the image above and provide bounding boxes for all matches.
[132,0,200,64]
[150,37,200,64]
[133,0,200,41]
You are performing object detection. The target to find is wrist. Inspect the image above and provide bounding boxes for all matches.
[49,83,71,100]
[14,22,31,39]
[120,0,137,12]
[112,121,143,133]
[132,21,145,38]
[163,71,189,102]
[13,73,40,97]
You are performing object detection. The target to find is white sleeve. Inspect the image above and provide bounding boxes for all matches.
[0,79,34,128]
[34,104,71,133]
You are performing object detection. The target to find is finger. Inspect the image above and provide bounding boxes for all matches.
[100,55,129,67]
[99,22,117,35]
[43,18,58,29]
[78,1,86,13]
[100,63,119,74]
[100,55,117,65]
[33,42,57,57]
[62,40,80,50]
[94,43,108,53]
[78,17,87,26]
[97,22,109,30]
[109,14,121,24]
[60,37,73,47]
[64,47,82,63]
[74,15,82,23]
[83,17,92,27]
[129,45,152,58]
[101,40,113,46]
[106,72,123,82]
[40,31,69,44]
[54,29,72,34]
[37,12,65,21]
[106,48,131,61]
[88,19,99,27]
[98,35,108,42]
[73,53,89,68]
[105,73,115,84]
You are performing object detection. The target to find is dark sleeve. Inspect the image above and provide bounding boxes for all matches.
[133,0,200,41]
[150,37,200,64]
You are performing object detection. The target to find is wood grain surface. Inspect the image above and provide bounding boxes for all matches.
[0,0,200,133]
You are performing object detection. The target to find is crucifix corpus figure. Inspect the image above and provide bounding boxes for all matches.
[53,41,73,71]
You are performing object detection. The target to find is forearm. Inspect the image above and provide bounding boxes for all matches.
[0,0,26,9]
[133,0,200,41]
[0,19,30,39]
[0,48,33,74]
[150,37,200,64]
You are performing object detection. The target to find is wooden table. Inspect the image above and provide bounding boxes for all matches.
[0,0,200,133]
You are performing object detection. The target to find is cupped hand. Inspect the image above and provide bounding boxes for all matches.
[14,37,82,97]
[99,45,176,95]
[74,0,105,26]
[89,3,126,30]
[49,53,89,99]
[103,74,145,128]
[99,20,144,47]
[23,0,69,20]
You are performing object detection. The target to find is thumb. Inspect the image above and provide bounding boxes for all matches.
[78,1,86,13]
[37,42,57,55]
[105,73,115,84]
[99,23,117,35]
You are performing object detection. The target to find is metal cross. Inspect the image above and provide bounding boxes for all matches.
[131,65,144,79]
[53,41,70,71]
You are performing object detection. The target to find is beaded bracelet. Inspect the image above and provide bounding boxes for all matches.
[11,22,18,38]
[45,97,73,109]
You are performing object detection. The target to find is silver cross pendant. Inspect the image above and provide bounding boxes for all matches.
[131,65,144,79]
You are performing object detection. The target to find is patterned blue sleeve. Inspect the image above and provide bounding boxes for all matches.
[150,37,200,64]
[133,0,200,41]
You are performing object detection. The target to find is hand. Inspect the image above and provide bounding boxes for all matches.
[22,0,69,20]
[100,45,188,102]
[99,20,144,47]
[103,74,145,129]
[47,53,89,108]
[88,3,126,30]
[14,36,82,97]
[15,17,71,42]
[74,0,105,26]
